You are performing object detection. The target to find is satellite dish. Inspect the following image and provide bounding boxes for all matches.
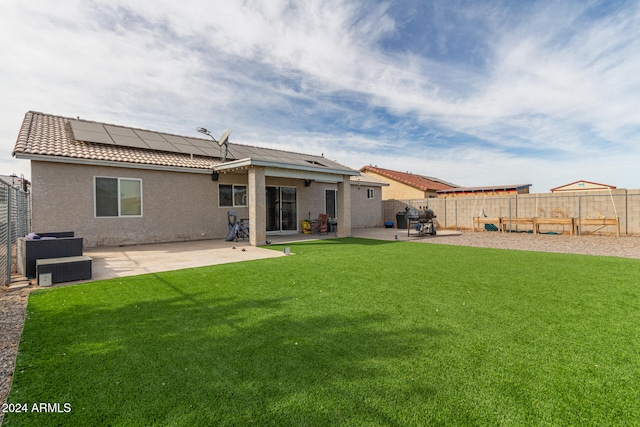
[218,130,231,147]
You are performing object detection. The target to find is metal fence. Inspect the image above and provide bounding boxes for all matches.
[383,191,640,236]
[0,180,31,285]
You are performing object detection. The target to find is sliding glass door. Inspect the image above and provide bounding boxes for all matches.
[266,186,297,232]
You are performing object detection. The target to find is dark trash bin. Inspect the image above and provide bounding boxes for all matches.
[396,211,407,229]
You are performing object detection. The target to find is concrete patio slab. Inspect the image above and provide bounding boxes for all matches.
[68,227,461,284]
[86,239,286,282]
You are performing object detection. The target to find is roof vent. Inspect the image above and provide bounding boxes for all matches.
[306,160,326,167]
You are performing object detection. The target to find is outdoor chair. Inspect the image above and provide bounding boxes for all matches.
[311,213,329,235]
[227,210,250,241]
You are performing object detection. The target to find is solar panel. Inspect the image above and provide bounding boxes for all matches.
[141,139,177,152]
[134,130,167,141]
[163,134,192,145]
[110,134,150,149]
[198,146,224,157]
[71,129,115,145]
[70,120,107,132]
[69,119,218,157]
[104,125,137,137]
[183,137,216,149]
[68,119,354,173]
[169,143,206,156]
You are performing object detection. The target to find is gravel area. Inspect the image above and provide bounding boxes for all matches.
[1,232,638,422]
[0,287,30,425]
[419,231,640,259]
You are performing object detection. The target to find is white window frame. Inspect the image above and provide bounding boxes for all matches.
[94,177,143,218]
[367,188,374,199]
[219,184,248,208]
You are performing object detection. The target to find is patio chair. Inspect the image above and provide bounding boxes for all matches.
[227,210,249,241]
[311,213,329,235]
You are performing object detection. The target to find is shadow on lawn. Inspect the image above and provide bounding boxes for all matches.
[9,274,444,426]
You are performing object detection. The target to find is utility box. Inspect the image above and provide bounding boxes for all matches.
[38,273,53,287]
[36,256,92,285]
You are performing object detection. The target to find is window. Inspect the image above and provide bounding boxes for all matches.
[95,177,142,217]
[219,184,247,207]
[367,188,374,199]
[234,186,247,207]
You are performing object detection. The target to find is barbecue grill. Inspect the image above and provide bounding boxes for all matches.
[406,206,437,236]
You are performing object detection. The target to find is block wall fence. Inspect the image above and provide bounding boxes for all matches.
[383,189,640,236]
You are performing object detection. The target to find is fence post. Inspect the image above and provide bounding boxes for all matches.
[6,188,12,284]
[577,195,581,236]
[508,197,512,232]
[455,198,458,230]
[625,191,628,235]
[444,198,447,228]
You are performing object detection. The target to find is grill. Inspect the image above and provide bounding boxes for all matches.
[406,207,437,236]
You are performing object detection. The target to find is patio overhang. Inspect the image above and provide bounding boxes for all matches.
[214,158,358,247]
[212,158,360,182]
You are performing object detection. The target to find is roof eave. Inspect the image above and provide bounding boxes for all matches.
[14,152,211,174]
[214,158,360,176]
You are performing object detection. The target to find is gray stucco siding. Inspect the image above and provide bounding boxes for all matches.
[32,161,230,247]
[31,161,383,247]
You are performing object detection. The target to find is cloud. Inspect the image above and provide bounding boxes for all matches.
[1,0,638,193]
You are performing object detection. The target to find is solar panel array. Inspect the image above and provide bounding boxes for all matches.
[69,118,356,173]
[69,119,227,158]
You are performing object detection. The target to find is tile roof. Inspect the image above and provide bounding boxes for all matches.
[13,111,357,174]
[359,165,456,191]
[550,180,616,192]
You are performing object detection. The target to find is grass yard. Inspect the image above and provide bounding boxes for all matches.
[4,238,640,426]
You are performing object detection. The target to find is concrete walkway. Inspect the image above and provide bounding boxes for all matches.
[85,238,286,281]
[83,227,460,282]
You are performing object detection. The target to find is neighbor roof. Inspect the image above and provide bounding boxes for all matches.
[437,184,532,194]
[550,180,617,192]
[359,165,457,191]
[13,111,358,176]
[350,173,389,186]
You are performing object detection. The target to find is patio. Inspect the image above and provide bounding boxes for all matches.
[85,228,461,282]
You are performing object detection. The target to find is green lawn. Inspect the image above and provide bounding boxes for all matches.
[5,238,640,426]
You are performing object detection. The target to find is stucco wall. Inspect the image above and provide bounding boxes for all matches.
[350,185,383,228]
[296,180,383,228]
[382,181,428,200]
[31,161,246,247]
[31,162,384,246]
[382,189,640,235]
[363,171,429,200]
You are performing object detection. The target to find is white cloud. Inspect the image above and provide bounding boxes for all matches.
[1,0,638,192]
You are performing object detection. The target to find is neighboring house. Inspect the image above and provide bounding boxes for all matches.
[550,180,617,193]
[0,174,30,191]
[360,166,457,199]
[437,184,532,198]
[11,111,383,247]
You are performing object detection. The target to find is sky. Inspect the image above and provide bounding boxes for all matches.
[1,0,639,193]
